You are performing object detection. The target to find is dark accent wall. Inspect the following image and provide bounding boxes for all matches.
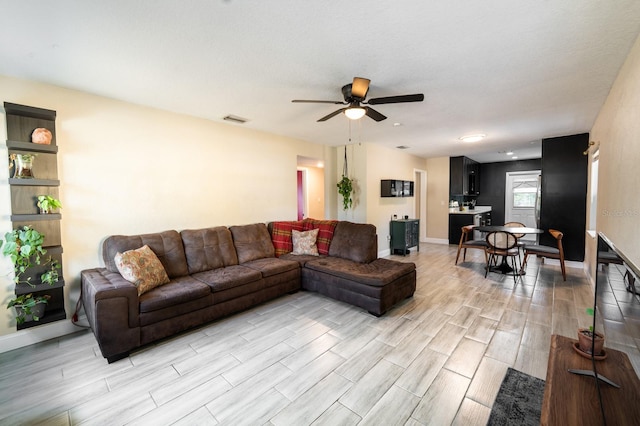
[539,133,589,261]
[476,159,542,225]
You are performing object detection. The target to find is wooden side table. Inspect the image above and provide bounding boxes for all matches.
[541,334,640,425]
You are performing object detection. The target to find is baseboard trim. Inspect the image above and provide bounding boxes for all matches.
[0,318,81,354]
[379,248,391,258]
[423,237,449,245]
[534,258,584,269]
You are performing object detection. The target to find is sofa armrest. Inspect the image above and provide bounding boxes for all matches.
[81,268,141,360]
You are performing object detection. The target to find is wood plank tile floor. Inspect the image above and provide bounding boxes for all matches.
[1,243,639,425]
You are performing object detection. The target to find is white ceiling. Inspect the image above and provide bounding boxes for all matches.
[2,1,640,163]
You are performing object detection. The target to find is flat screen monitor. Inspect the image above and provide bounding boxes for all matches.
[570,233,639,424]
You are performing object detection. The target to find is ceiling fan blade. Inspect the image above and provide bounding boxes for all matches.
[318,108,346,122]
[351,77,370,99]
[365,107,387,122]
[292,99,345,104]
[367,93,424,105]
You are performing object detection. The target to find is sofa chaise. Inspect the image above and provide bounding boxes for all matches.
[80,220,416,362]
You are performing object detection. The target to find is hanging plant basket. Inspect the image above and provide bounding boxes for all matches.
[337,175,353,210]
[337,146,354,210]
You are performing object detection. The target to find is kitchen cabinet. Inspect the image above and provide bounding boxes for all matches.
[390,219,419,255]
[448,207,492,244]
[450,156,480,196]
[539,133,588,261]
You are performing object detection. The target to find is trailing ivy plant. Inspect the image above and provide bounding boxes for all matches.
[7,293,50,325]
[337,175,353,210]
[337,145,355,210]
[0,225,60,286]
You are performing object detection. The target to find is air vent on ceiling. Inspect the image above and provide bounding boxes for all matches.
[223,114,249,124]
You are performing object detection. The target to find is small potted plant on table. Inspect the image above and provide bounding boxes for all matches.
[577,307,605,358]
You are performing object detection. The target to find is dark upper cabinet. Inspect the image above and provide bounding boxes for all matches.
[381,179,414,197]
[450,156,480,196]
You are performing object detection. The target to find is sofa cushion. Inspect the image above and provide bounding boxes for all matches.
[192,265,263,291]
[241,257,300,278]
[103,230,189,278]
[270,220,305,257]
[279,253,326,266]
[139,276,211,313]
[292,228,319,256]
[114,245,170,296]
[328,221,377,263]
[181,226,239,274]
[304,257,415,286]
[304,218,338,255]
[229,223,275,263]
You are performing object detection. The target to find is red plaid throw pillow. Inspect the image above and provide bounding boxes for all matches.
[303,218,338,255]
[271,221,305,257]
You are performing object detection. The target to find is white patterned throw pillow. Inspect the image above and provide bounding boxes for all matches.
[291,228,319,256]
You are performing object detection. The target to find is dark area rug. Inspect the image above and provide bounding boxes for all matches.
[487,367,545,426]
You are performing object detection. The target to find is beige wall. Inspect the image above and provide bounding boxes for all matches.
[589,32,640,270]
[364,143,427,252]
[0,75,329,338]
[0,75,427,342]
[425,157,450,241]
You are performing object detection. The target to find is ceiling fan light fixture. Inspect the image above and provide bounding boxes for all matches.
[344,106,366,120]
[459,134,486,143]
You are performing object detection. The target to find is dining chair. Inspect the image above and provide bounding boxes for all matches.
[503,221,527,249]
[455,225,488,265]
[485,231,521,283]
[522,229,566,281]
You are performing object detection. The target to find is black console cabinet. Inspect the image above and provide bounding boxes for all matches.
[390,219,419,255]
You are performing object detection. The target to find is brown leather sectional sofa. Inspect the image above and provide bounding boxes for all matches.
[80,221,416,363]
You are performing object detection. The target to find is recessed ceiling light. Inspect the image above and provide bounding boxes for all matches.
[396,145,410,149]
[393,122,402,127]
[506,151,514,155]
[512,156,519,159]
[459,134,486,143]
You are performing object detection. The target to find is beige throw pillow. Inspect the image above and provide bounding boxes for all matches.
[291,228,319,256]
[114,245,170,295]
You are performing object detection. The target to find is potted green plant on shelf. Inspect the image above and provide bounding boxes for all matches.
[37,195,62,214]
[0,225,61,287]
[7,293,50,325]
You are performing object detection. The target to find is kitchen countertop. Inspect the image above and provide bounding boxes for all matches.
[449,205,492,215]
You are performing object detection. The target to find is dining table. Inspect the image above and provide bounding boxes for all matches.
[475,225,545,235]
[475,225,545,274]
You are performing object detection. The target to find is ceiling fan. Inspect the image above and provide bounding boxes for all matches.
[292,77,424,122]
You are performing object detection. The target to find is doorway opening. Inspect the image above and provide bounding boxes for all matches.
[505,170,541,242]
[414,169,427,242]
[297,156,325,220]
